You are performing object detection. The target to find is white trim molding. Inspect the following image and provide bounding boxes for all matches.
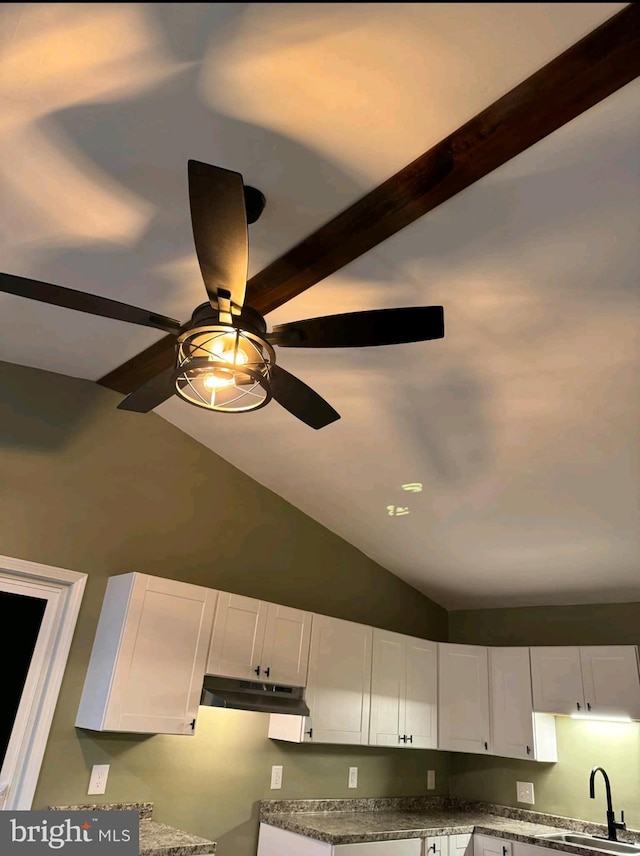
[0,555,87,810]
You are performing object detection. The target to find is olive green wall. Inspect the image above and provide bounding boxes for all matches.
[0,360,448,856]
[448,604,640,829]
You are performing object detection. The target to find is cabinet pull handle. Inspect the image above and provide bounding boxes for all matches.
[305,727,313,740]
[576,702,581,710]
[484,741,488,750]
[254,665,261,676]
[407,735,413,744]
[399,734,406,743]
[264,667,271,678]
[428,845,436,854]
[503,847,508,856]
[189,719,195,730]
[587,702,591,711]
[526,745,531,755]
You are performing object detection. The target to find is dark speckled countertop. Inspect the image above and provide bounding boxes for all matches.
[259,797,640,851]
[48,803,216,856]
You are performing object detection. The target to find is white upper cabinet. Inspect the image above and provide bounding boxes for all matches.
[76,573,217,734]
[579,646,640,719]
[369,629,437,749]
[489,647,535,759]
[530,645,640,719]
[489,647,557,762]
[530,646,583,716]
[206,593,312,686]
[269,615,372,744]
[438,643,491,754]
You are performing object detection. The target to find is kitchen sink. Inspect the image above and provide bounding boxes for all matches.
[536,833,640,856]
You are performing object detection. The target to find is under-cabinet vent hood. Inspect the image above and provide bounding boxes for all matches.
[200,675,310,716]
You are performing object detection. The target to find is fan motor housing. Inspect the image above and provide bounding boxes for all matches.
[188,302,267,337]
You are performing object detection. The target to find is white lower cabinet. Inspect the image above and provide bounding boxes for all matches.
[257,825,421,855]
[269,615,372,744]
[424,836,449,856]
[450,835,473,856]
[76,573,217,734]
[474,835,512,856]
[511,845,550,856]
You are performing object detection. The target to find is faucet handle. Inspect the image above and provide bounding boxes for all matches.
[615,810,626,830]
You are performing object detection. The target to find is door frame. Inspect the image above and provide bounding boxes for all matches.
[0,554,86,810]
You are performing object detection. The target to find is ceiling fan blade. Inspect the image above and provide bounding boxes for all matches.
[1,272,182,334]
[99,6,638,398]
[270,365,340,430]
[117,365,176,413]
[269,306,444,348]
[188,160,248,316]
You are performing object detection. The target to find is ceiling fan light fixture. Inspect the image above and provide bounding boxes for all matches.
[174,325,275,413]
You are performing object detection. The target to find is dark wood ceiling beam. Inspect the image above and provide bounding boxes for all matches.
[99,3,640,395]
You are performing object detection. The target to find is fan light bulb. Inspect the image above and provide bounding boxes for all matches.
[203,370,234,391]
[211,334,249,366]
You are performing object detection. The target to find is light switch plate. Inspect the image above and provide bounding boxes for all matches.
[270,765,283,789]
[348,767,358,788]
[516,781,535,804]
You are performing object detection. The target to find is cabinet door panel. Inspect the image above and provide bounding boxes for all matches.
[530,647,583,715]
[404,637,438,749]
[438,644,490,754]
[369,630,404,747]
[79,574,216,734]
[489,647,534,760]
[425,835,449,856]
[206,593,267,680]
[474,836,512,856]
[261,604,312,686]
[580,646,640,719]
[305,616,372,744]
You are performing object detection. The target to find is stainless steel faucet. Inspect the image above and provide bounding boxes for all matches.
[589,766,626,842]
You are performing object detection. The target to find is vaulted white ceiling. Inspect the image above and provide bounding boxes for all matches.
[1,3,638,608]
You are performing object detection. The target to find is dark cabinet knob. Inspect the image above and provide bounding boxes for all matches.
[304,727,313,739]
[428,845,436,854]
[407,735,413,743]
[587,702,591,711]
[399,734,406,743]
[254,665,261,676]
[484,741,488,750]
[526,745,531,755]
[503,847,508,856]
[576,702,581,710]
[265,667,271,678]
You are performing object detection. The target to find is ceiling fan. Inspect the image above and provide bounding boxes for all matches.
[1,160,444,429]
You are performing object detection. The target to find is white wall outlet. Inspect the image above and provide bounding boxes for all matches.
[516,781,535,805]
[427,770,436,790]
[88,764,109,795]
[348,767,358,788]
[270,765,283,789]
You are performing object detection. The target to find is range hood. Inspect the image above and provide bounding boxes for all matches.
[200,675,310,716]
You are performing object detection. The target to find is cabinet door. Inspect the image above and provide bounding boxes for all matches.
[76,573,217,734]
[489,647,535,760]
[304,615,372,744]
[474,836,512,856]
[404,637,438,749]
[450,835,473,856]
[369,629,404,747]
[261,603,312,686]
[580,646,640,719]
[530,647,584,715]
[438,643,491,754]
[425,836,449,856]
[206,593,267,680]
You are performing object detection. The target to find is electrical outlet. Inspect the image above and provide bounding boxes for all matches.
[88,764,109,795]
[348,767,358,788]
[270,765,283,789]
[516,781,535,805]
[427,770,436,790]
